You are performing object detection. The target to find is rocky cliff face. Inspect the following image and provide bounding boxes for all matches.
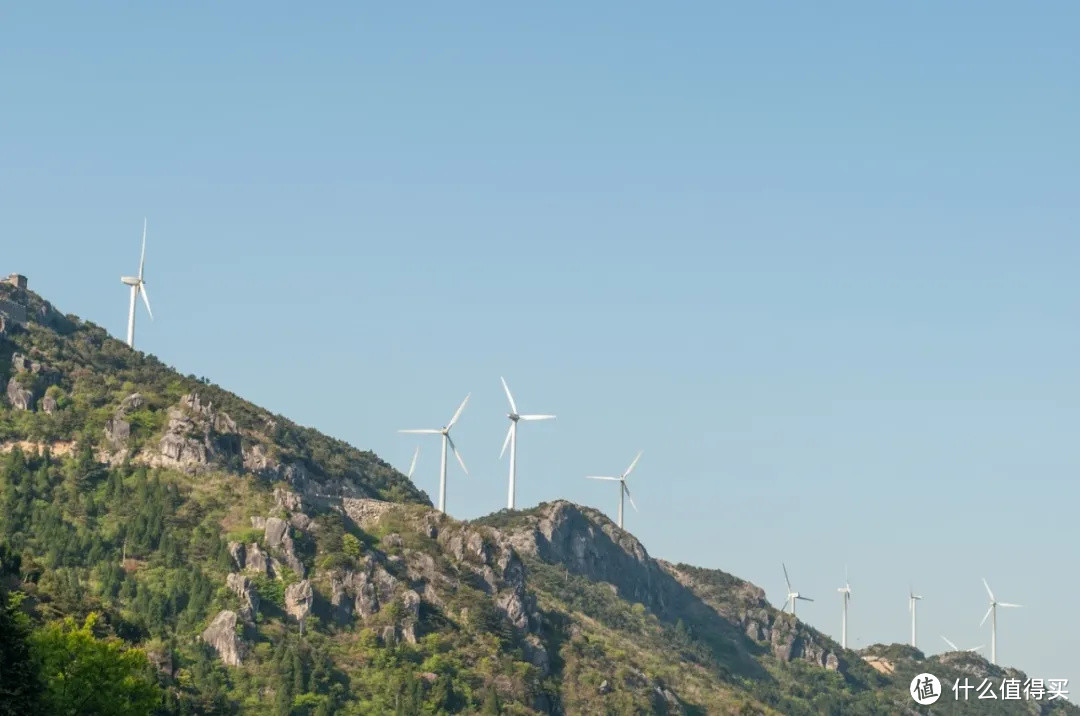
[491,501,844,674]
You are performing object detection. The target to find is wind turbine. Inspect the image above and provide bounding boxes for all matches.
[980,578,1021,666]
[585,451,642,529]
[120,218,154,349]
[908,584,923,648]
[781,563,813,617]
[941,635,984,654]
[398,394,470,514]
[498,377,555,510]
[837,567,852,648]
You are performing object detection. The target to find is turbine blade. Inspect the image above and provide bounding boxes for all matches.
[519,414,556,421]
[980,605,993,627]
[982,578,995,602]
[407,445,419,479]
[399,429,442,434]
[782,563,792,592]
[969,646,984,652]
[624,483,638,512]
[998,602,1022,608]
[499,422,513,459]
[139,283,153,320]
[447,393,470,429]
[500,377,518,414]
[942,636,959,651]
[798,596,814,602]
[623,450,643,478]
[447,435,468,476]
[585,476,622,481]
[139,218,147,279]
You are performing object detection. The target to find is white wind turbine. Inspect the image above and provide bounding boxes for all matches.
[908,584,923,648]
[941,635,984,654]
[499,377,556,510]
[837,567,852,648]
[980,578,1021,666]
[585,451,642,529]
[120,218,154,349]
[782,563,813,616]
[399,394,470,514]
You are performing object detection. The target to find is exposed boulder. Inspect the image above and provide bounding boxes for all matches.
[201,610,244,666]
[400,590,421,644]
[284,580,314,622]
[226,573,260,622]
[40,395,58,414]
[228,542,245,570]
[6,377,33,411]
[264,517,304,577]
[264,517,289,548]
[103,417,131,446]
[118,392,145,414]
[244,543,271,576]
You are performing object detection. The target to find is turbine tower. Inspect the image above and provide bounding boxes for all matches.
[782,563,813,617]
[399,394,470,514]
[837,567,852,648]
[941,636,984,654]
[980,578,1021,665]
[908,585,923,648]
[498,377,555,510]
[585,451,642,529]
[120,218,154,348]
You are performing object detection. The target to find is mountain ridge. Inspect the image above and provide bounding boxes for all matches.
[0,281,1074,715]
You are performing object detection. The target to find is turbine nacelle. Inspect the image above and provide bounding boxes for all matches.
[398,393,471,513]
[121,276,141,286]
[781,563,813,614]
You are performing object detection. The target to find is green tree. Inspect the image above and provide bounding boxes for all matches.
[31,612,161,716]
[0,543,42,716]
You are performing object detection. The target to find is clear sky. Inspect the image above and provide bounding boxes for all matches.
[2,0,1078,692]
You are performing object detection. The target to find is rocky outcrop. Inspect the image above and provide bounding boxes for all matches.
[118,392,145,413]
[10,353,60,386]
[201,610,244,666]
[400,589,421,644]
[264,517,304,577]
[40,395,58,413]
[103,417,131,446]
[226,573,260,622]
[284,579,313,622]
[437,524,537,634]
[502,501,665,614]
[329,558,400,623]
[244,543,272,576]
[154,393,241,473]
[6,377,33,411]
[228,541,245,570]
[100,392,145,447]
[341,498,395,529]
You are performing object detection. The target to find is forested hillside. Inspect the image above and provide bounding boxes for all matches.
[0,282,1075,715]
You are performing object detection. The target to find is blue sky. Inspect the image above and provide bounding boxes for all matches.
[3,0,1079,692]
